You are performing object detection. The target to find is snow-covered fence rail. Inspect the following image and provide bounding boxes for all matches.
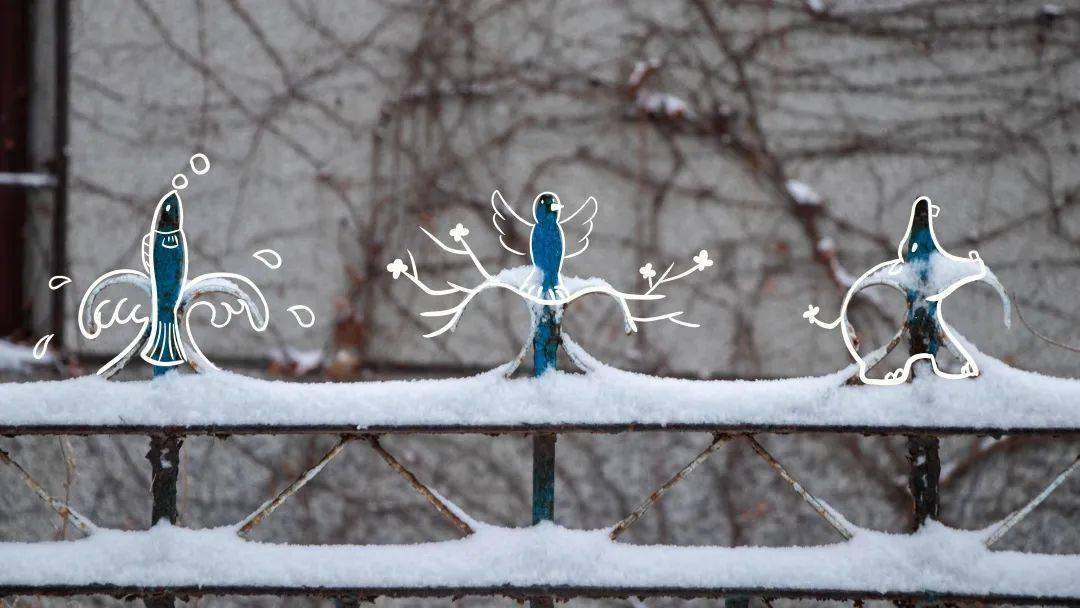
[2,351,1080,605]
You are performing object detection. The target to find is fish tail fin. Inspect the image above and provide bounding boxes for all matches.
[141,316,186,366]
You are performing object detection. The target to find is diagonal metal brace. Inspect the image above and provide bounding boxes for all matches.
[237,436,353,536]
[0,446,97,535]
[985,452,1080,548]
[363,435,475,536]
[744,435,853,541]
[610,433,731,540]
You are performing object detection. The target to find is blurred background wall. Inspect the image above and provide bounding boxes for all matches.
[2,2,1080,607]
[9,0,1078,379]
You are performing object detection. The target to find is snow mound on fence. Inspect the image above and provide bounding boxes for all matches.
[0,341,1078,430]
[1,521,1078,597]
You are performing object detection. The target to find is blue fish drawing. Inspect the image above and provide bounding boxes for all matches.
[78,189,270,377]
[142,192,188,366]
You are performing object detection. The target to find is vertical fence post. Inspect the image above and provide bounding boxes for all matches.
[529,277,561,608]
[904,199,941,530]
[146,365,181,608]
[532,302,559,525]
[148,366,182,526]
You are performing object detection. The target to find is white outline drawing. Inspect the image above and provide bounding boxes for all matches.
[390,190,711,338]
[32,334,54,360]
[189,153,210,175]
[286,305,316,328]
[76,154,271,377]
[47,276,71,290]
[803,197,1011,386]
[253,249,283,269]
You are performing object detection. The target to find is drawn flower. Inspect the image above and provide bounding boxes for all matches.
[449,223,470,242]
[693,250,713,270]
[386,258,409,279]
[639,263,656,280]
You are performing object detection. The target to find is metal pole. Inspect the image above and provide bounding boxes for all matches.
[530,270,561,608]
[50,0,70,351]
[531,304,559,525]
[904,198,941,531]
[146,365,180,608]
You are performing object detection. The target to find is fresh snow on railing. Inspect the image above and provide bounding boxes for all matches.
[2,341,1079,431]
[2,521,1078,599]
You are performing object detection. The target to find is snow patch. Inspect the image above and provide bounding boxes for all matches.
[786,180,823,206]
[0,521,1077,597]
[1,341,1079,431]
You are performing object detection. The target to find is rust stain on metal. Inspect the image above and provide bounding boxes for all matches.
[0,446,96,535]
[364,435,475,537]
[237,436,354,536]
[610,433,731,540]
[985,452,1080,548]
[744,435,853,541]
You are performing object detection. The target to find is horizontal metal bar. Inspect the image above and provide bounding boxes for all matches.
[1,584,1076,605]
[3,423,1079,437]
[0,172,57,188]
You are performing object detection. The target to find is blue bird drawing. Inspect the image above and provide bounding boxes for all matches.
[78,189,270,377]
[491,190,597,299]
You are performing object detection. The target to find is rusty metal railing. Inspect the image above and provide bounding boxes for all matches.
[1,415,1078,605]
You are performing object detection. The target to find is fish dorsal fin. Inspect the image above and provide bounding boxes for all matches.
[141,233,152,272]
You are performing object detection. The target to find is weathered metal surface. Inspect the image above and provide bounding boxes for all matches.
[365,435,474,537]
[744,435,853,541]
[907,434,940,530]
[2,584,1078,605]
[985,452,1080,548]
[531,433,556,525]
[147,432,182,527]
[148,368,183,528]
[0,446,96,535]
[904,202,942,531]
[610,433,730,540]
[238,436,353,536]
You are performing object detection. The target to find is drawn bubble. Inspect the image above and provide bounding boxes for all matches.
[48,275,72,290]
[33,334,54,360]
[287,305,316,328]
[172,173,188,190]
[190,153,210,175]
[252,249,283,270]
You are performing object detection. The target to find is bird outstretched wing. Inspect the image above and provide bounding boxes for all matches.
[560,196,598,259]
[490,190,532,256]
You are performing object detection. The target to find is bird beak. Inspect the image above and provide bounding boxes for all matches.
[550,203,564,211]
